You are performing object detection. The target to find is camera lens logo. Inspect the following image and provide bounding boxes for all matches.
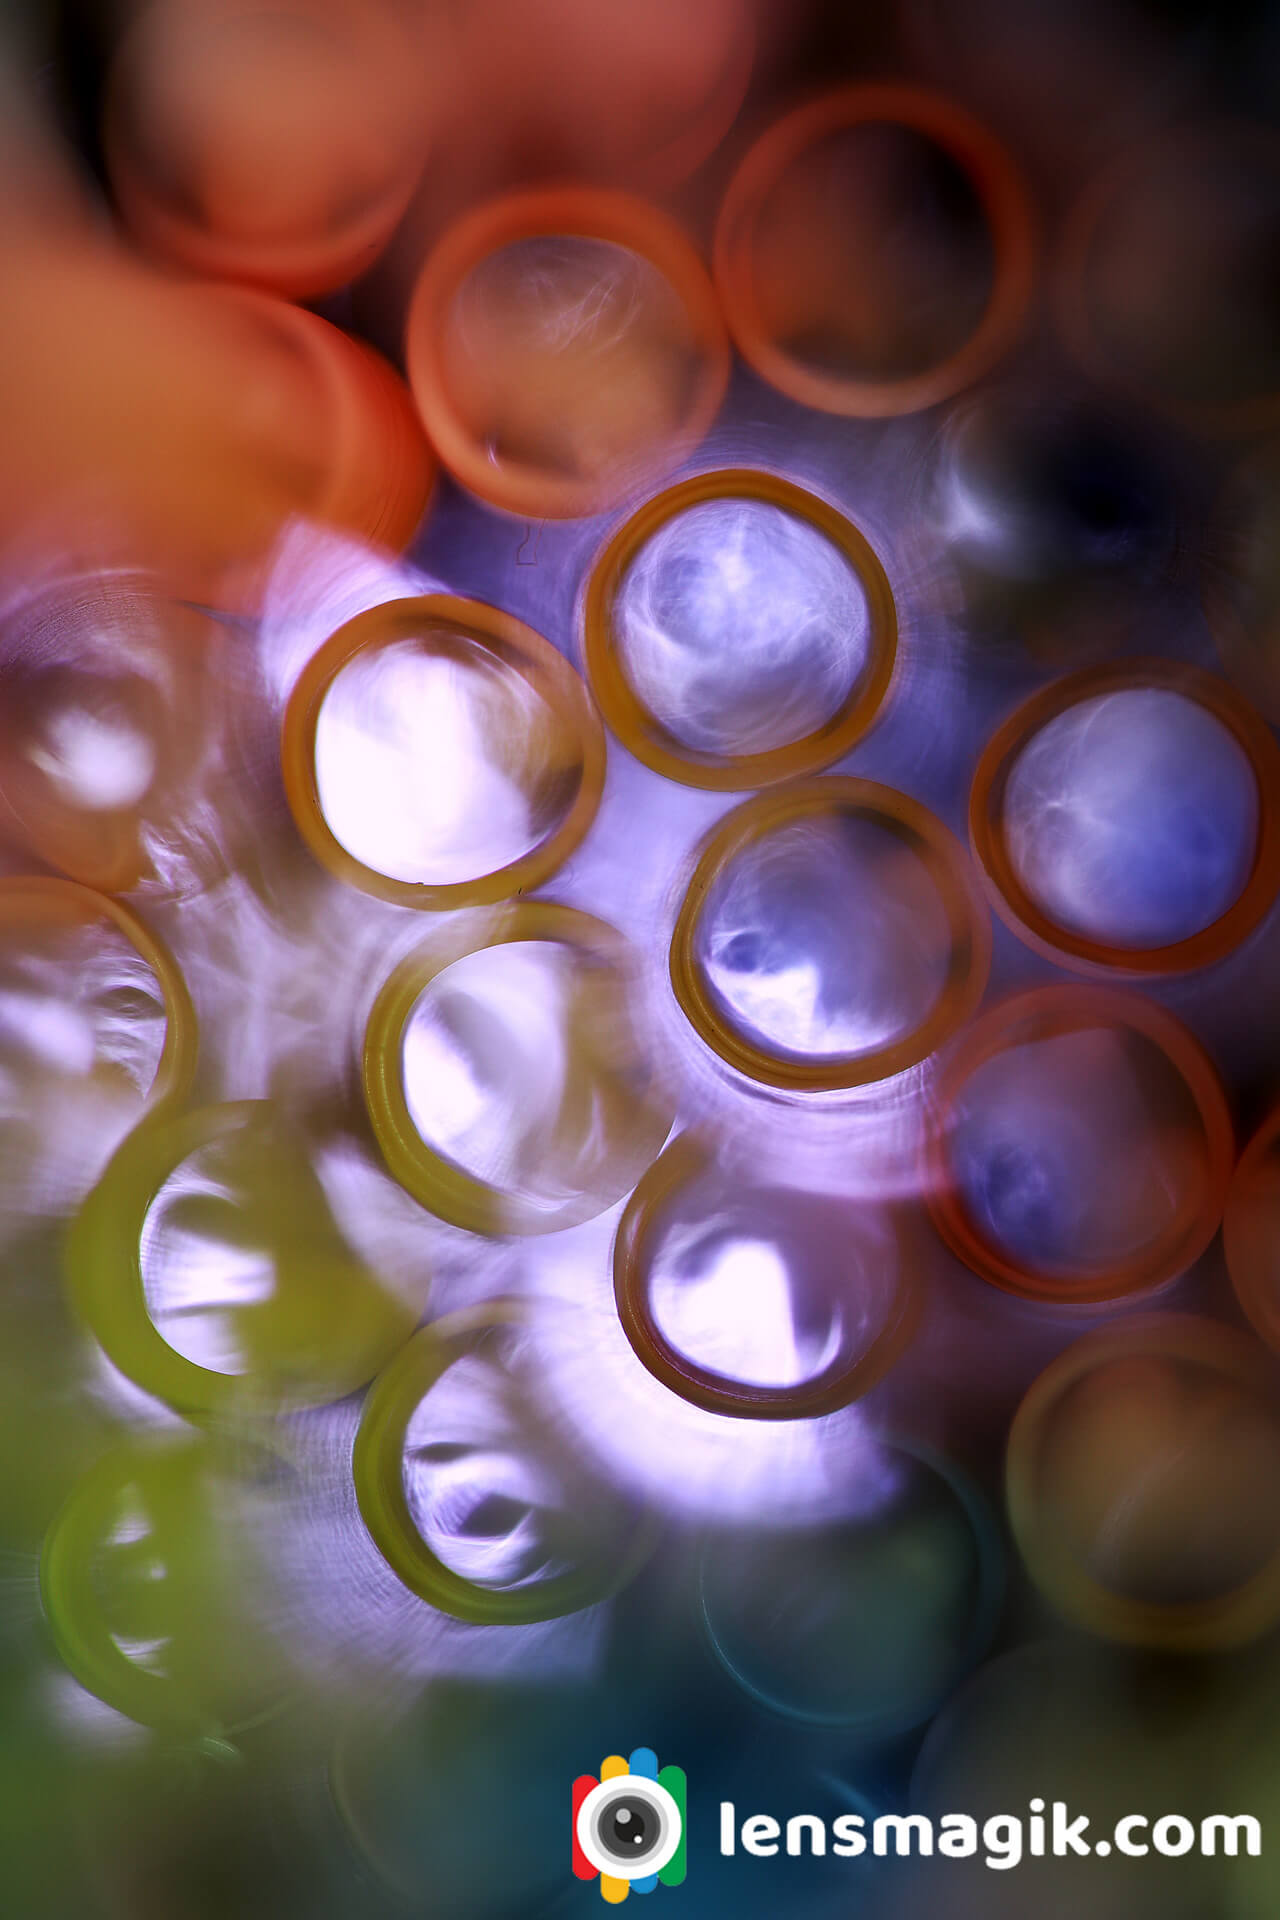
[572,1748,686,1902]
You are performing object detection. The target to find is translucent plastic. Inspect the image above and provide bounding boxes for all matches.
[614,1134,918,1419]
[927,987,1233,1303]
[407,188,729,519]
[1004,689,1258,949]
[700,1442,1003,1729]
[285,594,603,907]
[365,905,674,1235]
[671,779,990,1090]
[105,0,429,297]
[715,85,1036,417]
[583,469,897,789]
[1007,1316,1280,1648]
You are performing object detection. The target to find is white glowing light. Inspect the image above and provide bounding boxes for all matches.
[106,1493,155,1550]
[0,930,165,1092]
[408,1444,565,1589]
[140,1154,280,1376]
[650,1235,843,1387]
[0,931,168,1237]
[0,988,97,1079]
[46,1672,150,1749]
[401,1352,595,1592]
[29,704,157,810]
[400,942,574,1190]
[938,462,1016,563]
[110,1633,171,1673]
[525,1211,902,1527]
[314,640,554,886]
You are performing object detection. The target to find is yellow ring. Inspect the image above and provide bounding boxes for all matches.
[582,469,898,790]
[0,875,196,1108]
[1007,1314,1280,1651]
[282,594,606,910]
[353,1302,655,1625]
[67,1099,420,1420]
[364,903,673,1235]
[669,778,991,1091]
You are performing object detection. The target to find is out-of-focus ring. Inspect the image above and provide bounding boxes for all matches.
[1055,123,1280,440]
[0,875,197,1109]
[714,82,1036,419]
[352,1301,655,1625]
[406,185,730,521]
[698,1436,1005,1730]
[1224,1102,1280,1355]
[1006,1314,1280,1651]
[924,984,1234,1305]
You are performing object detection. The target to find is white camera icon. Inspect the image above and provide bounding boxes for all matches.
[575,1774,684,1881]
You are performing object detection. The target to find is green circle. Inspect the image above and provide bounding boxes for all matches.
[353,1302,655,1625]
[68,1099,421,1420]
[699,1437,1005,1731]
[40,1433,285,1734]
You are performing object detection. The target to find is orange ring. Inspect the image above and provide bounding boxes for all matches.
[281,593,606,910]
[1224,1102,1280,1355]
[613,3,756,192]
[613,1131,920,1418]
[713,83,1037,419]
[581,468,898,790]
[227,290,435,556]
[1007,1313,1280,1650]
[204,287,435,612]
[0,875,197,1110]
[669,777,991,1092]
[406,185,730,521]
[969,658,1280,977]
[1056,121,1280,440]
[103,0,425,299]
[925,983,1234,1304]
[463,0,757,194]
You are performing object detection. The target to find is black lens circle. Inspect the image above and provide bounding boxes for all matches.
[595,1791,663,1865]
